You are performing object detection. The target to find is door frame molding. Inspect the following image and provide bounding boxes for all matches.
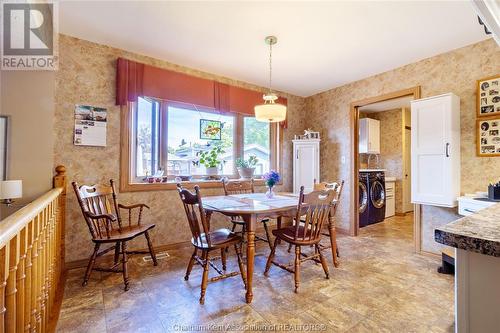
[349,86,422,251]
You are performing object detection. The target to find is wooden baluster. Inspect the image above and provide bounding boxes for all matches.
[39,209,47,333]
[24,222,33,333]
[50,200,56,315]
[45,204,53,318]
[16,229,27,332]
[32,214,41,333]
[6,235,19,333]
[0,246,8,333]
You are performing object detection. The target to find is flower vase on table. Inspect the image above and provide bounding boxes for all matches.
[263,170,281,199]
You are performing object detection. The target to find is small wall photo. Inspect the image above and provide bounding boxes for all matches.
[477,74,500,117]
[477,116,500,157]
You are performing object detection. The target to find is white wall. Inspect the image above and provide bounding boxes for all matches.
[0,70,55,218]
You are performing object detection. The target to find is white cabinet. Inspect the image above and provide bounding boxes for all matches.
[411,93,460,207]
[385,180,396,217]
[359,118,380,154]
[293,139,320,194]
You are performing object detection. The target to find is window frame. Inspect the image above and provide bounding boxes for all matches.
[120,98,283,192]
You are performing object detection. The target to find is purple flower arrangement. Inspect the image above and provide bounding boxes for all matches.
[263,170,281,188]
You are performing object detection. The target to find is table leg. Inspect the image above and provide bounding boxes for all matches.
[276,216,282,245]
[329,218,339,268]
[244,214,256,303]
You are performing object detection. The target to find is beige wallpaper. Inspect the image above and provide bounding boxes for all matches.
[360,109,404,213]
[54,35,306,263]
[305,38,500,253]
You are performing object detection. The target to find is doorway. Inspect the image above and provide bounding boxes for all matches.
[349,86,422,251]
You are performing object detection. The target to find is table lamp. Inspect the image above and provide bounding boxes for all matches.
[0,180,23,206]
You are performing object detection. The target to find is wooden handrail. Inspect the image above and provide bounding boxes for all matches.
[0,188,62,249]
[0,165,66,333]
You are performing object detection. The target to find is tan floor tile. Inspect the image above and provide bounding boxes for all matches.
[57,214,455,333]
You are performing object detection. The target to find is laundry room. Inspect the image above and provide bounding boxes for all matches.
[356,95,414,231]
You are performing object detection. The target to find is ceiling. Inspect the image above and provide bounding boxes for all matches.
[358,96,413,113]
[59,1,490,97]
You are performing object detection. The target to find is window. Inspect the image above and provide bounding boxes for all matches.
[123,96,281,190]
[167,106,235,176]
[135,97,160,177]
[243,117,270,175]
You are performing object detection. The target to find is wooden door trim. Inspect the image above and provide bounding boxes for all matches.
[350,86,422,252]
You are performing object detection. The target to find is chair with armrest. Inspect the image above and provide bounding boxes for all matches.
[72,180,157,291]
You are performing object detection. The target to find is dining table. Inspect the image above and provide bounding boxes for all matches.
[202,192,339,304]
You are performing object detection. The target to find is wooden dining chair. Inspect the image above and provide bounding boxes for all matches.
[222,179,272,250]
[287,179,344,267]
[72,180,157,291]
[177,184,246,304]
[265,187,336,292]
[315,180,344,267]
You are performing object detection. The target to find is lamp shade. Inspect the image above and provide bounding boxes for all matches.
[254,103,287,123]
[0,180,23,200]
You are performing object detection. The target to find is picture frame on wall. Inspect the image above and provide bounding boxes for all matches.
[477,116,500,157]
[477,74,500,117]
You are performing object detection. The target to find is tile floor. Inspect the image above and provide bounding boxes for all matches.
[56,214,454,332]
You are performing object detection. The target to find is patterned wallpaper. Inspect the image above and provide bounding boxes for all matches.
[54,35,306,263]
[305,38,500,253]
[55,35,499,261]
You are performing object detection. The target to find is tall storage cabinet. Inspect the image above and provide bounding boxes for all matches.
[293,139,320,194]
[411,93,460,207]
[359,118,380,154]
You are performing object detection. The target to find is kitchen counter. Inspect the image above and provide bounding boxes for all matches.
[435,202,500,257]
[434,202,500,333]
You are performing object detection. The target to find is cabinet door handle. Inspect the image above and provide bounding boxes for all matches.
[464,208,476,213]
[296,151,299,159]
[445,143,450,157]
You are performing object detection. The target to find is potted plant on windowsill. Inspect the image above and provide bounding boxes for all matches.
[197,146,225,176]
[235,155,258,179]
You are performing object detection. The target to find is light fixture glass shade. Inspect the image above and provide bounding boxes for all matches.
[0,180,23,200]
[254,103,287,123]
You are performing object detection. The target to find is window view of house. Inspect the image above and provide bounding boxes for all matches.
[243,117,270,174]
[167,106,234,176]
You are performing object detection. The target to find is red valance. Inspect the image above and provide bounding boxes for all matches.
[116,58,287,127]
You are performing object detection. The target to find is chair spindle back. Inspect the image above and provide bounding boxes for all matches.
[294,186,336,243]
[222,179,254,195]
[314,180,345,217]
[177,184,212,247]
[72,180,121,240]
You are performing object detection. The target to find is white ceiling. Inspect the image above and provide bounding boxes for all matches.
[359,96,413,113]
[59,1,491,97]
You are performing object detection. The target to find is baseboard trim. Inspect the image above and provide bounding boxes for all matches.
[419,249,441,259]
[65,224,275,270]
[336,227,350,235]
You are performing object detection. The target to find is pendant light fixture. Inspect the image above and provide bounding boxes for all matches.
[254,36,287,123]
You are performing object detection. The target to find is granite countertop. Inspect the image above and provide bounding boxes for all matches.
[435,203,500,257]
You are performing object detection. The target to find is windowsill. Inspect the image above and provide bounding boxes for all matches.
[120,178,281,192]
